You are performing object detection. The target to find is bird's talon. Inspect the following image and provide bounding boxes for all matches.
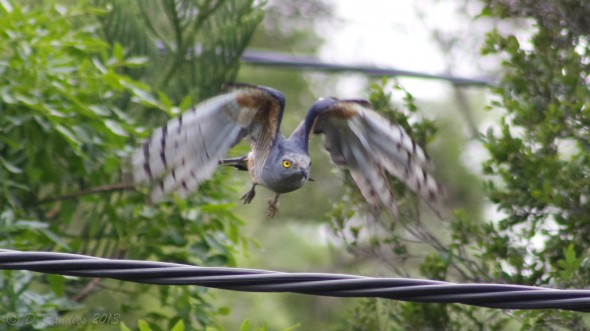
[266,194,280,218]
[240,185,256,204]
[266,201,278,218]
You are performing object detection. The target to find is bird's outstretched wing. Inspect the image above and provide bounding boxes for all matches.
[132,83,285,202]
[299,98,442,217]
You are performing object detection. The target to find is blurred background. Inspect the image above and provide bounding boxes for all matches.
[1,0,589,330]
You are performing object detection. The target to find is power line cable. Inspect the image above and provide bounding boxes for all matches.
[155,44,495,86]
[1,250,588,312]
[241,49,495,86]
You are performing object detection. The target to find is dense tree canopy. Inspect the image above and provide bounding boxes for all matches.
[0,1,261,330]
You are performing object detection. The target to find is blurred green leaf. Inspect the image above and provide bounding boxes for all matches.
[47,274,65,296]
[0,156,22,174]
[557,244,582,281]
[104,119,128,137]
[170,319,185,331]
[137,319,153,331]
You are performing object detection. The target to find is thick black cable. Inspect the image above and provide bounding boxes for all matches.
[1,250,588,312]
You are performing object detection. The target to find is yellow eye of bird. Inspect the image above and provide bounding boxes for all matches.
[283,160,291,168]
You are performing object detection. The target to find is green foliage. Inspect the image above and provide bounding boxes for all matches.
[332,299,381,331]
[332,1,590,329]
[481,0,590,289]
[477,3,590,327]
[96,0,264,103]
[0,0,259,330]
[238,319,279,331]
[329,79,506,331]
[329,78,437,231]
[556,244,582,282]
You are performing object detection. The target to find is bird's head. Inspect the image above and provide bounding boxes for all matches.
[264,151,311,193]
[279,153,311,178]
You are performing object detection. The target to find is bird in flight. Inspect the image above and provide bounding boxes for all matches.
[132,83,442,218]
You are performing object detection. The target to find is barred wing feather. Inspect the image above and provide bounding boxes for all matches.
[132,86,284,202]
[311,100,442,216]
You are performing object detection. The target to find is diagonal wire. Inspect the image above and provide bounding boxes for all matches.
[240,49,495,87]
[155,45,495,86]
[1,250,588,312]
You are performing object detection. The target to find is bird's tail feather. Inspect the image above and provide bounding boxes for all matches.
[218,155,249,171]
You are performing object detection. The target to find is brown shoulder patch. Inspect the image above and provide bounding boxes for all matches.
[254,99,279,135]
[236,92,261,109]
[327,103,359,119]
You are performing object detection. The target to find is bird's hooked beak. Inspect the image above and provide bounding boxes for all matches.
[293,161,310,181]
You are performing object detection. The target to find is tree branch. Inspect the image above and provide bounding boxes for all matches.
[40,182,136,204]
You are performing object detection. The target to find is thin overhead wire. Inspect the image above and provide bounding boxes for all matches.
[241,49,495,87]
[1,250,588,312]
[155,44,495,86]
